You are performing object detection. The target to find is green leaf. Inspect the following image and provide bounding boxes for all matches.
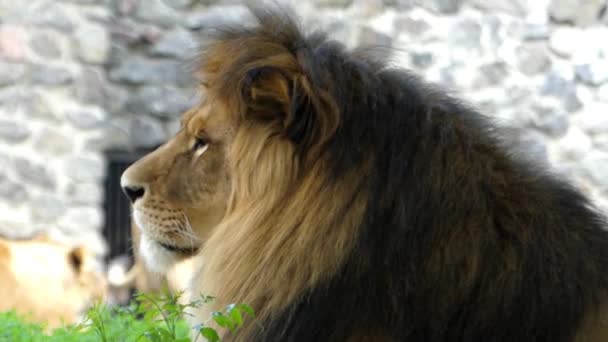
[164,303,178,312]
[212,312,235,331]
[143,310,158,323]
[156,327,174,340]
[200,327,220,342]
[229,307,243,327]
[238,304,255,318]
[142,331,162,342]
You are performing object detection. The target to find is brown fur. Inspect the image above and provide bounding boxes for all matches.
[122,7,608,342]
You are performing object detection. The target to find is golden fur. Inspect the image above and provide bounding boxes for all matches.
[122,8,608,341]
[0,236,106,330]
[122,46,366,340]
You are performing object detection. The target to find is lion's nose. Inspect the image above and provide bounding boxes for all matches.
[120,170,147,204]
[122,185,145,204]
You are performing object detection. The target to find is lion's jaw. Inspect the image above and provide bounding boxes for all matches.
[137,231,182,273]
[131,204,225,273]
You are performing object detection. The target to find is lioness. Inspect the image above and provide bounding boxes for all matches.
[0,236,106,330]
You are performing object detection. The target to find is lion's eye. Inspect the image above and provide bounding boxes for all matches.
[192,137,208,152]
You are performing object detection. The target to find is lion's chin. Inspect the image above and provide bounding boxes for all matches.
[139,234,182,274]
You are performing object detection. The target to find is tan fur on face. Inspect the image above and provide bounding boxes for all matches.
[121,107,231,272]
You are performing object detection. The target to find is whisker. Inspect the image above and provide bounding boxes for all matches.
[178,212,202,246]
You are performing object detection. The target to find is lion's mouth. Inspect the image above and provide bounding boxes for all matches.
[157,241,199,256]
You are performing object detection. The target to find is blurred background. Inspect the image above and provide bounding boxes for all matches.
[0,0,607,265]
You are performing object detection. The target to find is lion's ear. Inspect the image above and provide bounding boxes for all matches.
[244,66,339,154]
[245,67,292,121]
[68,246,85,273]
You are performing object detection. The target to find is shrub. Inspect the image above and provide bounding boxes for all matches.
[0,292,254,342]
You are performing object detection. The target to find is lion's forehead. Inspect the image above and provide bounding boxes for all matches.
[183,102,234,142]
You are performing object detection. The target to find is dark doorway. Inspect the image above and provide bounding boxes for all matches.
[102,150,150,262]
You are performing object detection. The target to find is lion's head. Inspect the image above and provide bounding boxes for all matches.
[121,7,369,335]
[0,236,106,329]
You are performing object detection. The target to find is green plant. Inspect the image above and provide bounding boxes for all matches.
[0,291,254,342]
[132,291,192,342]
[190,295,255,342]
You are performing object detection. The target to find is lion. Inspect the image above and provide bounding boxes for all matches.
[0,235,106,330]
[120,7,608,342]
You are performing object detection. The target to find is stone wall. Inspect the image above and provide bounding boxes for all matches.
[1,0,607,257]
[0,0,113,255]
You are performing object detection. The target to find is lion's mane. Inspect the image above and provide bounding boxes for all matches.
[190,7,608,341]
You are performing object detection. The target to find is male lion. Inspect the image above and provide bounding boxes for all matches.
[121,7,608,342]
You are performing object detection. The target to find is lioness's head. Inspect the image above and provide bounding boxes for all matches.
[0,236,106,329]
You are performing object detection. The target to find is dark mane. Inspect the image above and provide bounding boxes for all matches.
[199,6,608,342]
